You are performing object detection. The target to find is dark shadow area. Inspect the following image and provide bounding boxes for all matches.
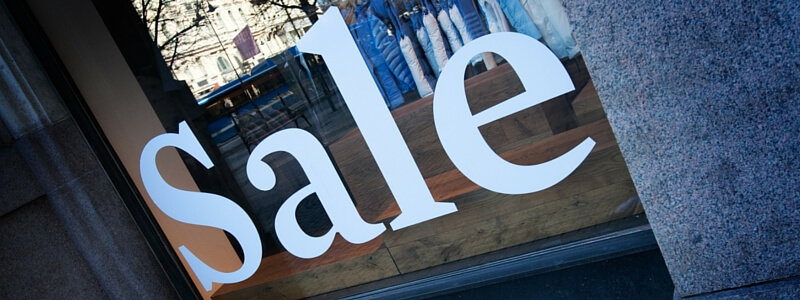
[428,249,674,300]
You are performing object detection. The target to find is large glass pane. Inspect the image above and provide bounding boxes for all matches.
[123,0,648,298]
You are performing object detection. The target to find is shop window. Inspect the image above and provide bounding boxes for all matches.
[216,57,232,72]
[227,10,238,28]
[89,0,658,299]
[216,13,227,31]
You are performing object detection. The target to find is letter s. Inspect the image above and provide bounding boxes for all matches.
[139,121,261,291]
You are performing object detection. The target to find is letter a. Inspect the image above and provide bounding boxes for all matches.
[246,128,385,259]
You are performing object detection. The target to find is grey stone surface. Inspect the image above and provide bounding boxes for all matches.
[47,167,177,299]
[0,147,44,216]
[675,276,800,300]
[0,114,12,148]
[13,119,99,191]
[564,0,800,297]
[1,1,179,296]
[0,0,68,138]
[0,196,107,300]
[10,119,178,299]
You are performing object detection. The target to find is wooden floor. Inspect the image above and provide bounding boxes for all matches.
[211,57,644,300]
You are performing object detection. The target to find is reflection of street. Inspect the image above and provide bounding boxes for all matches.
[133,0,316,99]
[213,79,356,255]
[227,92,311,150]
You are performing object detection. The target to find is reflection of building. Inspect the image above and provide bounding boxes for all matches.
[132,0,315,99]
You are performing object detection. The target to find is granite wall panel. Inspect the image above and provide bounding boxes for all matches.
[10,115,179,300]
[564,0,800,297]
[0,196,107,300]
[1,1,178,298]
[0,147,44,216]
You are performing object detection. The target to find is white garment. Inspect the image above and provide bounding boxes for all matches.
[448,5,472,44]
[478,0,511,34]
[448,4,484,65]
[520,0,568,58]
[437,9,463,53]
[422,12,449,74]
[416,27,440,77]
[398,35,434,97]
[539,0,579,58]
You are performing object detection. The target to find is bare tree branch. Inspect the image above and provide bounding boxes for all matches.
[167,36,181,69]
[158,15,205,50]
[261,0,303,10]
[250,0,319,22]
[140,0,149,24]
[135,0,207,68]
[153,0,165,45]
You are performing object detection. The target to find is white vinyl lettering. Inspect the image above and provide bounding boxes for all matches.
[246,128,385,259]
[139,8,599,287]
[139,122,262,291]
[296,7,458,230]
[433,32,596,194]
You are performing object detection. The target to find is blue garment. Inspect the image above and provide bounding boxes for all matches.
[520,0,565,57]
[351,22,404,107]
[381,1,435,79]
[539,0,579,58]
[367,13,414,93]
[455,0,488,38]
[368,0,390,19]
[356,5,413,94]
[387,0,437,96]
[496,0,541,39]
[425,0,455,57]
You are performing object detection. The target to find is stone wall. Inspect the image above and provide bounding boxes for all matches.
[0,1,177,298]
[565,0,800,298]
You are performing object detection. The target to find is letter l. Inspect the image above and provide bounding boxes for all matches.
[295,7,457,230]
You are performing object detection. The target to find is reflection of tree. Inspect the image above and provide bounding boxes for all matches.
[134,0,207,69]
[250,0,319,24]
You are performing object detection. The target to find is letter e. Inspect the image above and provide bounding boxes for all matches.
[433,33,596,194]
